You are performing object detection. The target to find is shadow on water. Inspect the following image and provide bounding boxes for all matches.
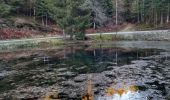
[0,43,169,100]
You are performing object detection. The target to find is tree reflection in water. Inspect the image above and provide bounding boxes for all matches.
[82,74,94,100]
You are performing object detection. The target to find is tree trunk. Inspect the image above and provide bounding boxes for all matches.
[160,12,163,25]
[167,3,170,23]
[140,5,143,23]
[63,29,66,40]
[42,17,44,26]
[33,6,36,21]
[93,22,96,29]
[155,12,158,28]
[115,0,118,26]
[115,0,118,39]
[151,0,154,24]
[45,13,48,27]
[137,0,140,23]
[29,0,32,16]
[167,13,169,23]
[142,0,145,23]
[93,50,96,57]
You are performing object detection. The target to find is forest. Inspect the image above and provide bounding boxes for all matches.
[0,0,170,39]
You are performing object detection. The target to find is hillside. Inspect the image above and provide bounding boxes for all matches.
[0,0,170,40]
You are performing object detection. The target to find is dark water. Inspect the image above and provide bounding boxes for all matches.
[0,42,170,100]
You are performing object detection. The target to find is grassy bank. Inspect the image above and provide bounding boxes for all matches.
[0,29,169,51]
[89,30,170,42]
[0,38,65,51]
[89,34,132,42]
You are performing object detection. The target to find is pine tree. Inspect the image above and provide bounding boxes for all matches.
[52,0,91,40]
[98,0,114,17]
[0,3,11,17]
[36,0,53,26]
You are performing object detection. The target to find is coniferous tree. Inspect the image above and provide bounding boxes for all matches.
[52,0,91,40]
[0,3,11,17]
[0,0,170,31]
[36,0,52,26]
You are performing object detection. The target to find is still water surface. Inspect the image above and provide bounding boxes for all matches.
[0,41,170,100]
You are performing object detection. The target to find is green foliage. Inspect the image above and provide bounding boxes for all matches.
[124,0,170,25]
[0,3,11,17]
[97,0,114,17]
[36,0,51,17]
[0,0,170,35]
[9,0,24,13]
[51,0,91,40]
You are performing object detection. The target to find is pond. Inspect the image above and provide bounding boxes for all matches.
[0,41,170,100]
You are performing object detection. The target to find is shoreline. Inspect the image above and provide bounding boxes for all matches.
[0,30,169,51]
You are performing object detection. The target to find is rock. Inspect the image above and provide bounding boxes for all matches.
[103,71,116,79]
[0,70,16,77]
[57,71,76,78]
[57,92,68,99]
[49,92,59,99]
[57,68,68,72]
[18,96,38,100]
[131,60,148,67]
[150,65,156,68]
[75,66,86,71]
[45,68,53,72]
[74,74,87,82]
[60,80,75,87]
